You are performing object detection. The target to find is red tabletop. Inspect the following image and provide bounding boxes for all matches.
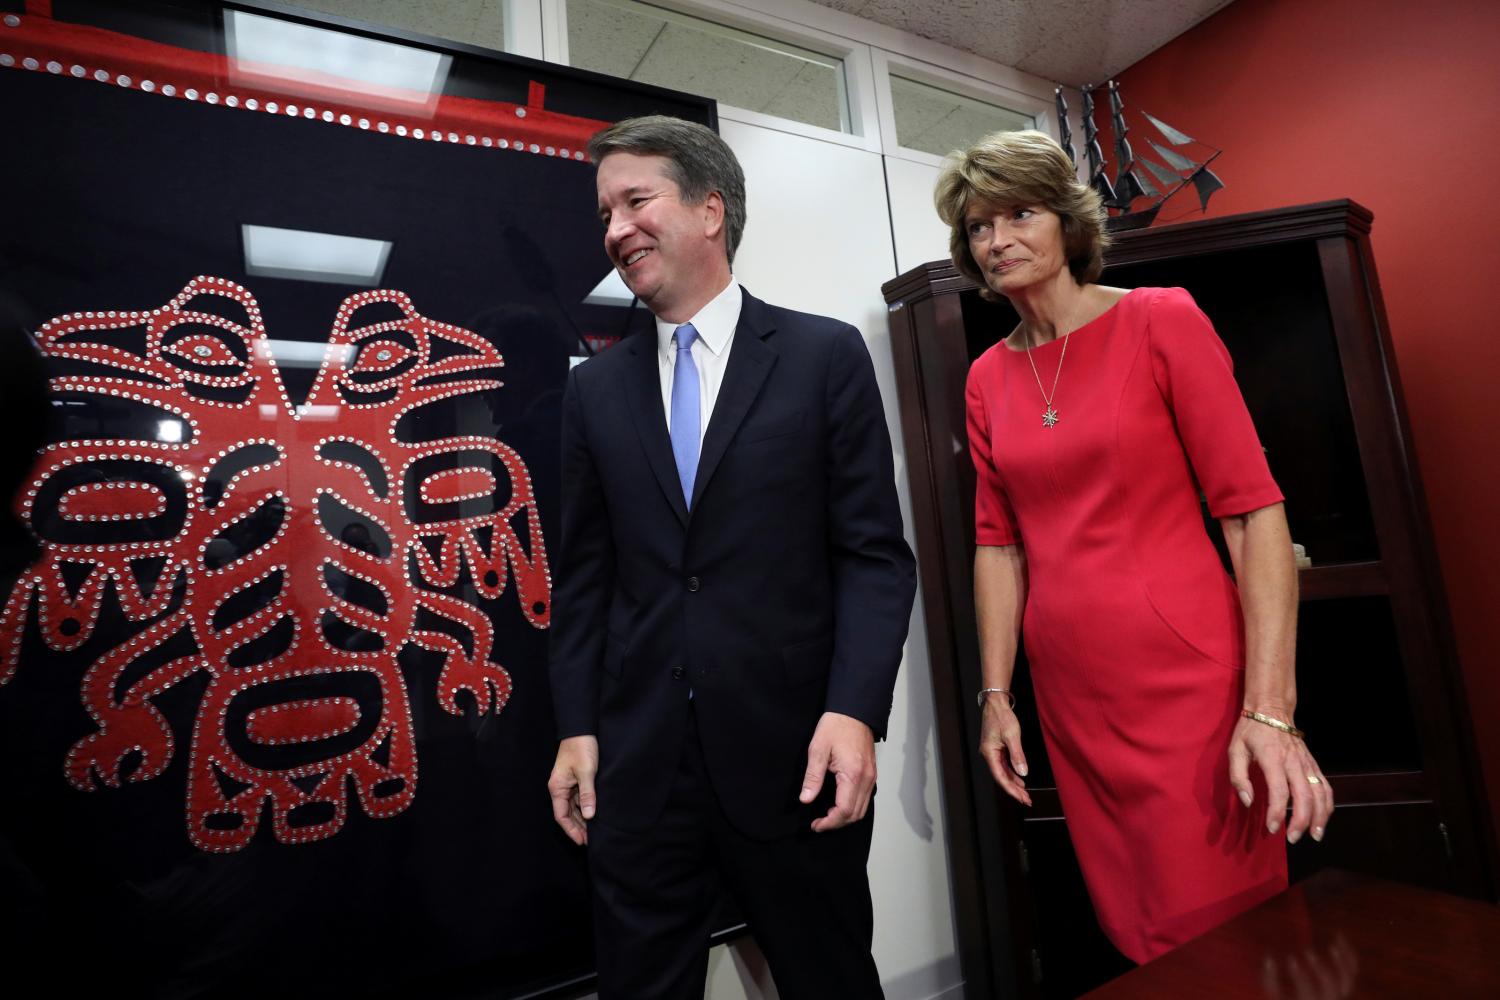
[1086,870,1500,999]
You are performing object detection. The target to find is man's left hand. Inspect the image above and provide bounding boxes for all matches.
[800,711,876,833]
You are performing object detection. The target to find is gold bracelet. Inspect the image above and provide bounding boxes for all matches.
[978,688,1016,710]
[1241,709,1304,740]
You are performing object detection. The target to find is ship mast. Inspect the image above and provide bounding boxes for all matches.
[1080,86,1116,205]
[1107,80,1147,209]
[1054,87,1077,168]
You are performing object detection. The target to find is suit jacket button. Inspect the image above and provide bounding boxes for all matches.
[687,576,700,592]
[671,666,686,680]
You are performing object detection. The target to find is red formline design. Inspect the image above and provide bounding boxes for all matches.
[1,277,552,851]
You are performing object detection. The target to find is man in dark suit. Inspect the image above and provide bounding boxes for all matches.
[547,115,916,1000]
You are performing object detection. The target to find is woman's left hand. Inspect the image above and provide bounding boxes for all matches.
[1228,713,1334,843]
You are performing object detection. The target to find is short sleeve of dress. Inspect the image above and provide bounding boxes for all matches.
[965,355,1021,546]
[1147,287,1284,518]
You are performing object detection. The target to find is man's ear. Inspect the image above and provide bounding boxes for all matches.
[702,190,726,243]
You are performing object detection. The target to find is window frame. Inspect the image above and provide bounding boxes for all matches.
[545,0,884,151]
[872,49,1057,168]
[507,0,545,55]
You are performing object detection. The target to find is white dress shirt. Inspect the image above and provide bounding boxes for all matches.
[656,279,742,447]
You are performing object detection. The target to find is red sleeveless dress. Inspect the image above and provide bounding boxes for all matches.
[965,286,1287,963]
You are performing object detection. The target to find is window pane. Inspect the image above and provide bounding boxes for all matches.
[567,0,849,133]
[289,0,507,51]
[890,74,1033,157]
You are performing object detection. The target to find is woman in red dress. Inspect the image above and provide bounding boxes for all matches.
[934,131,1335,963]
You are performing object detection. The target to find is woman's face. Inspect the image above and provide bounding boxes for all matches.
[964,201,1068,296]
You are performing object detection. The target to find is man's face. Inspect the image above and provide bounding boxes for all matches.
[595,152,721,319]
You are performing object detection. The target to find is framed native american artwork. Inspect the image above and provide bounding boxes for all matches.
[0,1,716,994]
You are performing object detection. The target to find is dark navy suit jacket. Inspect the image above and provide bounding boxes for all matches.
[549,289,916,838]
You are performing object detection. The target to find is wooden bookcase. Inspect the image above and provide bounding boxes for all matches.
[882,200,1496,998]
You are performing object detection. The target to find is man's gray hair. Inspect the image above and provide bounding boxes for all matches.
[588,115,747,265]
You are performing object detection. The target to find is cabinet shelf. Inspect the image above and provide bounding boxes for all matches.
[1022,770,1428,823]
[1298,560,1387,600]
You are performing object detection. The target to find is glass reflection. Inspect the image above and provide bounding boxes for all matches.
[583,267,635,307]
[224,10,451,116]
[242,224,394,286]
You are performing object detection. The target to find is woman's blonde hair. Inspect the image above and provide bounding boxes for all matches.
[934,129,1110,296]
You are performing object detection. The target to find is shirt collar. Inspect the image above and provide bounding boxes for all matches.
[655,279,742,358]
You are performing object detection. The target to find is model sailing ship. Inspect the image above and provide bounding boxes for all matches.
[1056,81,1224,231]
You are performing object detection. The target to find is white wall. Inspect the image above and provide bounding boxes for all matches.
[723,117,961,1000]
[885,155,950,276]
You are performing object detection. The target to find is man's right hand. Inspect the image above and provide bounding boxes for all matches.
[548,735,599,846]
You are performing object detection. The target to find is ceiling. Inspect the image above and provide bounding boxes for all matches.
[806,0,1236,86]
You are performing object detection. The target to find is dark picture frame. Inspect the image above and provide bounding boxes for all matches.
[0,2,725,997]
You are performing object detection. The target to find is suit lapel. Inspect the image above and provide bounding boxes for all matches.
[690,291,777,511]
[622,330,689,526]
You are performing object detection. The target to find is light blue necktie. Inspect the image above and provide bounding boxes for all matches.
[670,323,701,506]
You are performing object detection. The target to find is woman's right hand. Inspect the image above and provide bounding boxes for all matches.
[979,697,1031,806]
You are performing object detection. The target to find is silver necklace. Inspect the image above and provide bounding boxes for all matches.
[1021,326,1069,428]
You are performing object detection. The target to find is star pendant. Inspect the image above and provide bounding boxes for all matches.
[1042,407,1059,428]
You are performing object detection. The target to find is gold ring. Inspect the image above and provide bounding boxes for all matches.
[1307,774,1322,785]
